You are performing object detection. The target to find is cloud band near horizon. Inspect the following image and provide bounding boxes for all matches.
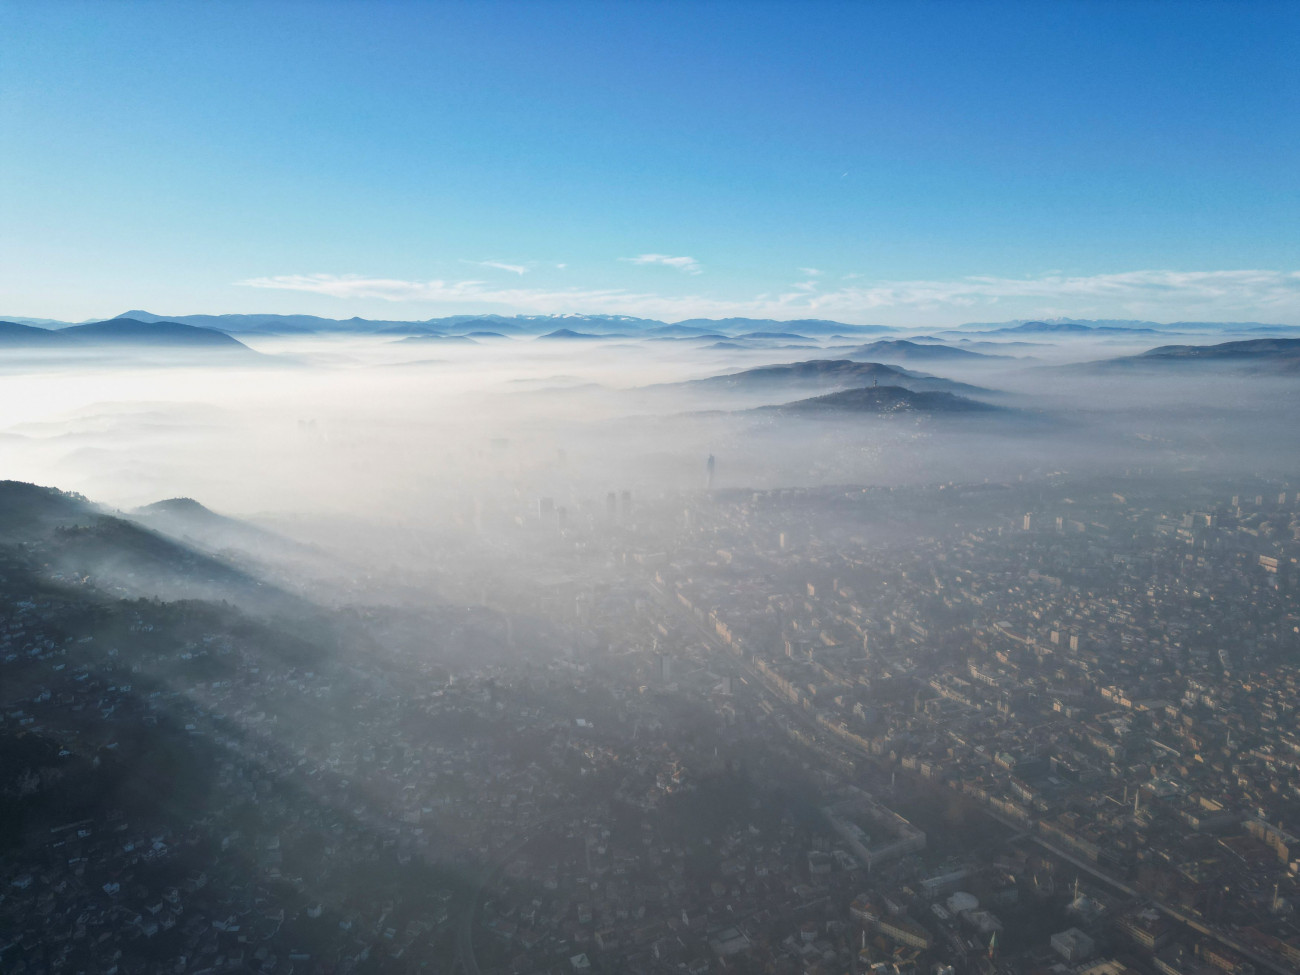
[237,269,1300,324]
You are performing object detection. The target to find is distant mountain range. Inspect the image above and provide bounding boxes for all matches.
[6,311,1294,343]
[0,318,251,352]
[956,317,1298,334]
[3,311,901,338]
[669,318,896,336]
[964,320,1160,336]
[107,311,899,338]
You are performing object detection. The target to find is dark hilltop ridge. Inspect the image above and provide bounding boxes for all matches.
[0,479,98,531]
[649,358,991,397]
[132,496,320,566]
[0,318,252,352]
[996,320,1095,334]
[847,339,1009,362]
[57,319,246,348]
[536,328,624,340]
[131,495,265,545]
[0,481,298,612]
[1083,337,1300,374]
[762,384,1004,415]
[735,331,810,341]
[133,496,230,529]
[1138,337,1300,361]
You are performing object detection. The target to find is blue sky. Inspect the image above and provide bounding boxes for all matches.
[2,0,1297,325]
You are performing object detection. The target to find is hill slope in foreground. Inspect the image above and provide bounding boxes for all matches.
[0,480,474,969]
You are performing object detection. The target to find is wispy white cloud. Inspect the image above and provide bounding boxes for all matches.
[237,268,1300,324]
[238,273,632,309]
[621,253,702,275]
[462,259,530,275]
[798,267,823,277]
[805,269,1300,315]
[238,272,763,320]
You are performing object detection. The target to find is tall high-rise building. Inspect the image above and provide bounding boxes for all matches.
[706,453,716,490]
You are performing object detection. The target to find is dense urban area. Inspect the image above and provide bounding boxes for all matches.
[4,469,1300,975]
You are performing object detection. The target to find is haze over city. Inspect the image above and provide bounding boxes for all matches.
[2,4,1300,975]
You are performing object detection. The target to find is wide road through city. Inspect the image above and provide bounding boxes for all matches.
[454,814,563,975]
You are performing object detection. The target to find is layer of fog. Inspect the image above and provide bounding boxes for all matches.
[1,328,1296,594]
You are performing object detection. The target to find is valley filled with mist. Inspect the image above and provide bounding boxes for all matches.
[5,314,1298,542]
[5,312,1300,975]
[6,2,1298,971]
